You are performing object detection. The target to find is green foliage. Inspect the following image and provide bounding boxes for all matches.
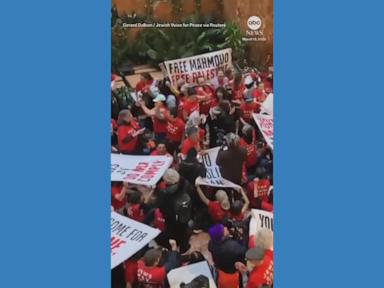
[111,10,246,70]
[220,22,246,64]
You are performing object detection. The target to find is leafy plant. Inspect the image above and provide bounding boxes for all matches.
[219,22,246,65]
[111,11,246,70]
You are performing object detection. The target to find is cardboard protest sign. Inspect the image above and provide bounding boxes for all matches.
[198,147,240,189]
[253,113,274,150]
[111,154,173,185]
[167,261,217,288]
[111,212,160,269]
[163,49,232,87]
[260,93,273,116]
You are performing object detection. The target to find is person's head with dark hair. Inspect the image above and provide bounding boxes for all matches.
[197,76,206,86]
[185,148,198,162]
[140,72,153,82]
[217,69,225,81]
[128,190,142,205]
[231,200,243,216]
[143,248,162,267]
[225,68,234,80]
[180,275,210,288]
[215,86,228,102]
[155,141,168,156]
[159,77,172,95]
[181,251,205,265]
[187,86,196,97]
[219,100,231,114]
[168,107,178,121]
[233,73,243,89]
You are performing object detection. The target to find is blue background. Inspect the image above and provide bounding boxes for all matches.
[0,0,383,287]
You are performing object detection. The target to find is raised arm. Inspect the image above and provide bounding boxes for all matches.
[239,187,250,214]
[139,100,155,117]
[195,180,210,206]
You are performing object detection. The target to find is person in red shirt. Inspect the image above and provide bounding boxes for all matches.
[225,68,235,87]
[126,190,145,223]
[240,124,258,171]
[135,72,154,93]
[182,87,200,121]
[150,141,172,157]
[111,182,128,214]
[229,187,250,222]
[165,108,185,154]
[196,182,230,223]
[139,94,169,142]
[240,96,260,124]
[137,240,180,287]
[117,110,145,154]
[245,247,274,288]
[231,73,244,103]
[180,126,201,158]
[246,177,272,210]
[196,76,215,116]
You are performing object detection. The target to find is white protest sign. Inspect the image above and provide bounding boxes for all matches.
[167,261,217,288]
[198,147,240,189]
[111,212,160,269]
[260,93,273,116]
[111,154,173,185]
[253,113,274,150]
[163,49,232,87]
[249,209,273,250]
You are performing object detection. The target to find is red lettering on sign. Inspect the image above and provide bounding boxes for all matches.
[111,236,126,255]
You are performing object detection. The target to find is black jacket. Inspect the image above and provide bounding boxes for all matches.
[178,160,206,186]
[208,238,246,274]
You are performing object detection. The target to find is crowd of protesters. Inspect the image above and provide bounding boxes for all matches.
[111,65,274,288]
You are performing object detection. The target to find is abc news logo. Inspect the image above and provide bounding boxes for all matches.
[247,16,262,30]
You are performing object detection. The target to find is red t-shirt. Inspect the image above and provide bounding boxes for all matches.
[111,119,117,130]
[232,85,245,101]
[252,89,267,103]
[230,212,244,222]
[150,150,172,157]
[135,81,146,92]
[208,201,228,223]
[166,118,185,143]
[196,85,214,115]
[247,179,271,206]
[117,121,140,153]
[153,107,168,134]
[178,99,185,119]
[111,185,126,210]
[246,250,274,288]
[241,102,260,122]
[180,138,199,155]
[182,99,200,116]
[137,260,166,286]
[240,138,257,168]
[124,259,138,284]
[127,203,145,223]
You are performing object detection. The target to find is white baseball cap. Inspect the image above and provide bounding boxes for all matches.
[153,94,166,102]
